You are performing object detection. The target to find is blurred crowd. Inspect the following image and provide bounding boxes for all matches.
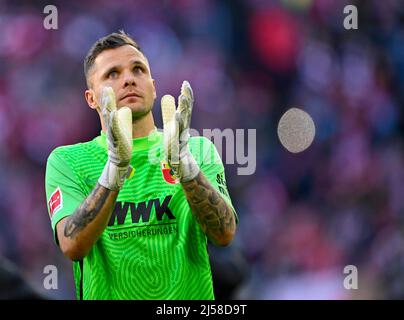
[1,0,404,299]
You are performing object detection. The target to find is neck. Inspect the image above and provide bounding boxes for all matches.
[132,112,156,138]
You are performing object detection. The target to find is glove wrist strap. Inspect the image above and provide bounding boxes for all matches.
[98,160,132,191]
[178,148,200,182]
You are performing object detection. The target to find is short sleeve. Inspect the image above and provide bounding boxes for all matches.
[45,149,87,244]
[189,137,239,224]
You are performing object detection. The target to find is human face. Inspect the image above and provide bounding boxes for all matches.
[86,45,156,119]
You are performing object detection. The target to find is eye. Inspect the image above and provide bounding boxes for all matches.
[108,70,118,79]
[134,66,144,74]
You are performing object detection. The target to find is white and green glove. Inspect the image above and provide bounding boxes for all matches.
[98,87,134,191]
[161,80,200,182]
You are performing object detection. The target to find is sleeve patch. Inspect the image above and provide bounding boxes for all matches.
[48,187,63,219]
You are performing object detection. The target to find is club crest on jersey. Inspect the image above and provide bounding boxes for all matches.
[161,161,179,184]
[48,187,63,218]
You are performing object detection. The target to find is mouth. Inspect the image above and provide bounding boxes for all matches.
[120,92,142,101]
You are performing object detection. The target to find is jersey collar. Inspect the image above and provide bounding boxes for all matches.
[95,127,162,152]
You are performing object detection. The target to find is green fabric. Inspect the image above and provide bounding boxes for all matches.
[45,129,237,300]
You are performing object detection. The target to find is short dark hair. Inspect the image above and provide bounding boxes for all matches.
[84,30,142,87]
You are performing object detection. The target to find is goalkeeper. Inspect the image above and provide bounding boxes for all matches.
[45,31,237,300]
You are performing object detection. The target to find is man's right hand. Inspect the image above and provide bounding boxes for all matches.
[98,87,134,191]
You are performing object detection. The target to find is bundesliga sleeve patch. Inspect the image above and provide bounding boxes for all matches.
[48,187,63,219]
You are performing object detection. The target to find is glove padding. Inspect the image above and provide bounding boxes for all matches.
[161,81,200,182]
[98,87,134,190]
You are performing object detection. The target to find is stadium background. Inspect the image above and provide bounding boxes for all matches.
[1,0,404,299]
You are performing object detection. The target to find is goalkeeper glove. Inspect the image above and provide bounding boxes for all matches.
[98,87,134,190]
[161,80,200,182]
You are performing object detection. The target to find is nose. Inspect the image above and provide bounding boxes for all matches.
[123,70,136,87]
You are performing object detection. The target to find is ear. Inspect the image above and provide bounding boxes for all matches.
[152,79,157,100]
[85,89,99,110]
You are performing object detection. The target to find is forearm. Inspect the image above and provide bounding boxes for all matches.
[182,172,236,246]
[59,183,118,260]
[162,81,235,245]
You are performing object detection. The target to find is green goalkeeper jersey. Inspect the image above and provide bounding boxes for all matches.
[45,128,237,300]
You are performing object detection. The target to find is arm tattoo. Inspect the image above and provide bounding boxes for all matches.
[182,172,236,243]
[64,183,110,238]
